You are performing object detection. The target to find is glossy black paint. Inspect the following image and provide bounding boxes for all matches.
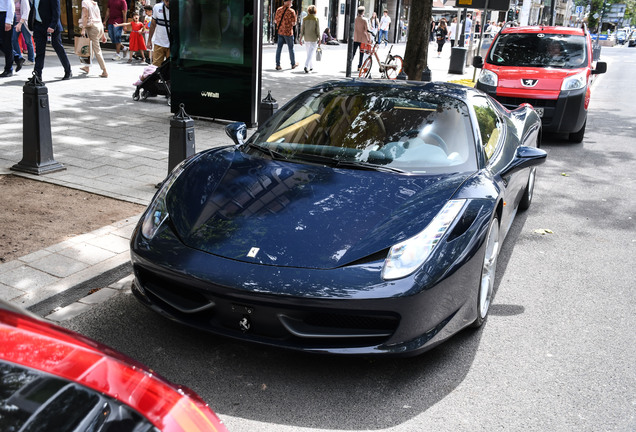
[131,80,546,356]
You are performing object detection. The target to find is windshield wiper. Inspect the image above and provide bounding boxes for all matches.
[334,159,406,173]
[246,143,288,161]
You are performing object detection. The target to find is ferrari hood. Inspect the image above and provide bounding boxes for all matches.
[167,149,470,269]
[491,66,587,92]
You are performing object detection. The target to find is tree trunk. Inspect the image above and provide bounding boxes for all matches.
[404,0,433,80]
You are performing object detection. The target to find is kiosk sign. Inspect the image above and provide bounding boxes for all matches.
[171,0,261,126]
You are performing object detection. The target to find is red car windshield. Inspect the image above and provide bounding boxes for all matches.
[488,33,588,69]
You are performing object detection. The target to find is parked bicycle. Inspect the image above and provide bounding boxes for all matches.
[358,39,404,80]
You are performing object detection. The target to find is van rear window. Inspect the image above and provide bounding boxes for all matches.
[488,33,587,69]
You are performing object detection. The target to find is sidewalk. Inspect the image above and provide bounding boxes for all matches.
[0,41,475,319]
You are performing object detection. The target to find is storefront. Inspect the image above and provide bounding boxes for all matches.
[263,0,409,45]
[57,0,409,48]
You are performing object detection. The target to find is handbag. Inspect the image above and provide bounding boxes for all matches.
[74,35,92,64]
[316,47,322,61]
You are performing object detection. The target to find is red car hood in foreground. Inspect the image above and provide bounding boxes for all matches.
[0,307,228,432]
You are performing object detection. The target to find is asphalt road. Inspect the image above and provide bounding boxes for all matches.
[59,47,635,432]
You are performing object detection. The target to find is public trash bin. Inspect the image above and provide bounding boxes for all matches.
[449,47,467,75]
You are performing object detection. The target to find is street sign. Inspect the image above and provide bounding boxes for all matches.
[455,0,511,11]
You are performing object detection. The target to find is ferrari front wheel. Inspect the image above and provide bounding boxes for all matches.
[472,216,500,328]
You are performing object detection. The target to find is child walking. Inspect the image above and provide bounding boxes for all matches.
[115,13,147,63]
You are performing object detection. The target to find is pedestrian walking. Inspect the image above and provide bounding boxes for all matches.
[28,0,72,80]
[352,6,371,70]
[147,0,170,67]
[369,11,379,42]
[378,9,390,46]
[449,17,458,48]
[12,0,34,72]
[0,0,15,77]
[142,5,151,62]
[274,0,298,70]
[78,0,108,77]
[435,19,447,57]
[103,0,127,60]
[298,4,319,74]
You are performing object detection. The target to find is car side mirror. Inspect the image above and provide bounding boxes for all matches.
[472,56,484,69]
[592,61,607,75]
[225,122,247,146]
[501,146,547,178]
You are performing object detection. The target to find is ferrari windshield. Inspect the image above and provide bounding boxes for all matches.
[246,85,477,174]
[488,33,588,68]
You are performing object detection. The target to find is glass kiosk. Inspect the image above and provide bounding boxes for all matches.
[171,0,262,126]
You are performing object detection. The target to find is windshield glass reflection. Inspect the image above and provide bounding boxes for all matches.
[246,85,477,175]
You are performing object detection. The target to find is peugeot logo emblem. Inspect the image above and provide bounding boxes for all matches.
[522,79,538,87]
[239,316,251,332]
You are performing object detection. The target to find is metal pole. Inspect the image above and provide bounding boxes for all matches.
[473,0,490,82]
[345,0,357,77]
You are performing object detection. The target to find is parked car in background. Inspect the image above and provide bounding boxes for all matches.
[628,30,636,47]
[616,29,627,44]
[0,301,228,432]
[130,79,546,357]
[473,24,607,143]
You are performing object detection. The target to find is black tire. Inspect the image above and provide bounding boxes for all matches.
[359,57,372,78]
[140,89,149,100]
[471,216,500,328]
[385,55,403,80]
[518,167,536,211]
[132,90,140,101]
[569,119,586,143]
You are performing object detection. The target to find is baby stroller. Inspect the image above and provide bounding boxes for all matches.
[132,60,171,105]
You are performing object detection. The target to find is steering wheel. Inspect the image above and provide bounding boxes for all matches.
[421,132,448,153]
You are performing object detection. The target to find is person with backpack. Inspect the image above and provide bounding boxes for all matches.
[147,0,169,66]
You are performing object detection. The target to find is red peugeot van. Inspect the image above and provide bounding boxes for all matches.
[473,25,607,142]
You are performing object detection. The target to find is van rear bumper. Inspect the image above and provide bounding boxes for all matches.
[476,83,587,134]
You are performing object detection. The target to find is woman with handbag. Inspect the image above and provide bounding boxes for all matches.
[298,5,320,74]
[79,0,108,77]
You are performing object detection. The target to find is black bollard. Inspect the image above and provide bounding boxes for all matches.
[421,67,432,82]
[168,104,195,174]
[258,91,278,125]
[11,73,65,175]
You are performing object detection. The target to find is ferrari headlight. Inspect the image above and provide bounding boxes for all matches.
[561,71,587,91]
[140,162,188,240]
[382,200,466,281]
[478,69,498,87]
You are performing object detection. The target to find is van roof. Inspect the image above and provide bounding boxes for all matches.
[501,26,586,36]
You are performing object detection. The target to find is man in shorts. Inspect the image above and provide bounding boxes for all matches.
[147,0,170,66]
[103,0,127,60]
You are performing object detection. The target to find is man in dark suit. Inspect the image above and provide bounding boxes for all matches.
[28,0,71,80]
[0,0,15,77]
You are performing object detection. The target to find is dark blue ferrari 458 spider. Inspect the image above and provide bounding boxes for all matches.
[130,79,546,356]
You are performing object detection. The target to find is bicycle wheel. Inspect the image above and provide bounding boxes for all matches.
[384,55,404,80]
[359,56,373,78]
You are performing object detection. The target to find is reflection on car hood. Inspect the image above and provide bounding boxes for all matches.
[167,148,470,269]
